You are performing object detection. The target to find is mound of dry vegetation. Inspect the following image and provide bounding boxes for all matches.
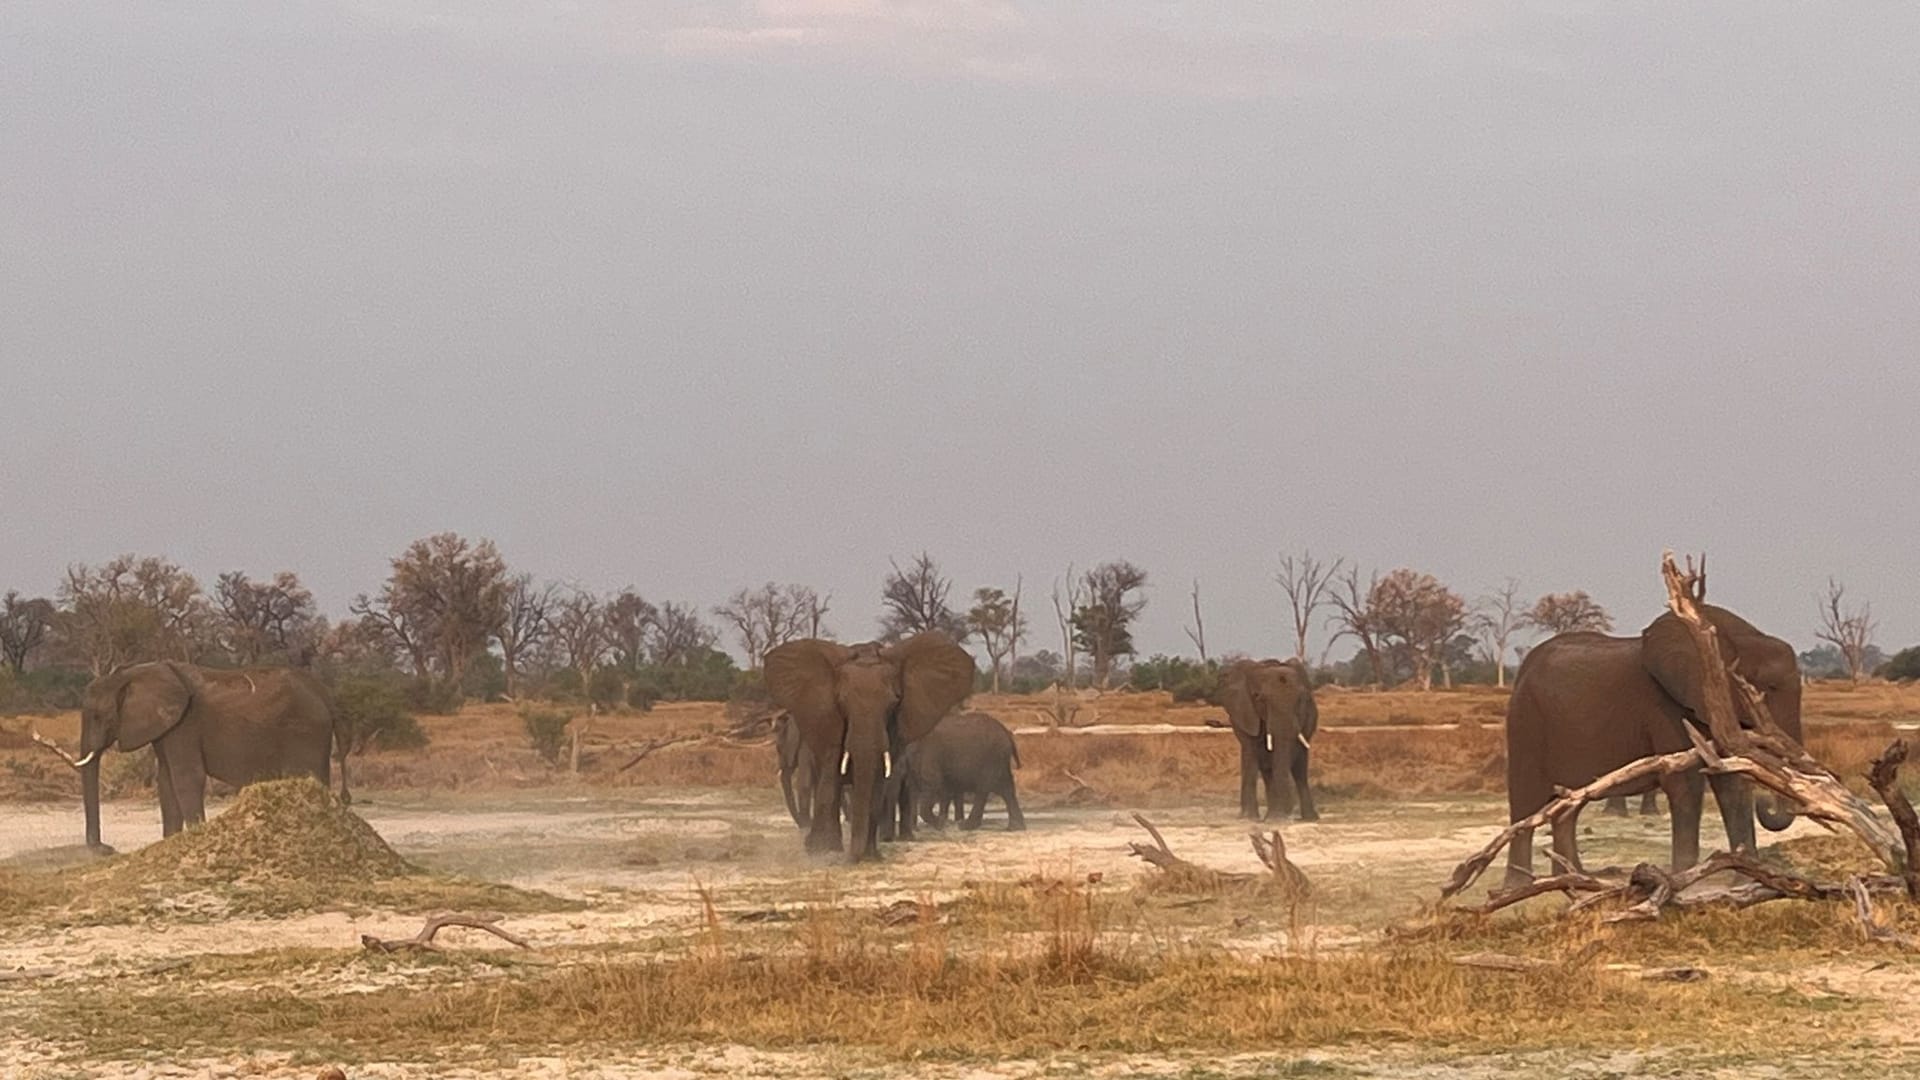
[5,779,572,924]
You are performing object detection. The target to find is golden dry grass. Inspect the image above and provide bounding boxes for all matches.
[30,887,1826,1063]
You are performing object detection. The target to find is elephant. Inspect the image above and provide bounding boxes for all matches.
[897,711,1025,832]
[773,711,816,829]
[74,662,343,849]
[764,632,975,862]
[1218,658,1319,822]
[1503,604,1803,889]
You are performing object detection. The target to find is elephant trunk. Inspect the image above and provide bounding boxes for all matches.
[1756,792,1797,832]
[82,757,103,850]
[846,754,881,862]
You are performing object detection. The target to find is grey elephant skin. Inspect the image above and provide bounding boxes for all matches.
[903,712,1025,832]
[77,662,343,849]
[764,632,975,862]
[1218,659,1319,822]
[1503,604,1802,888]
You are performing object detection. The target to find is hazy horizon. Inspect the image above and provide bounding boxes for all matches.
[6,3,1917,663]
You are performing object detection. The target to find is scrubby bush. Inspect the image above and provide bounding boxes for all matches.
[521,706,573,766]
[1130,656,1221,703]
[588,668,627,712]
[332,673,428,753]
[0,668,90,715]
[1880,646,1920,682]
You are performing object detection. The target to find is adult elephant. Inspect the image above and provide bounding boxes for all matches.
[1503,604,1802,888]
[900,712,1025,831]
[1219,658,1319,822]
[74,662,342,849]
[764,633,975,862]
[773,712,816,829]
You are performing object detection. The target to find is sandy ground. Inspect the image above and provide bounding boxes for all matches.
[0,787,1888,1079]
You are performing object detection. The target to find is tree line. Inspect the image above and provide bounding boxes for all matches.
[1,538,1907,724]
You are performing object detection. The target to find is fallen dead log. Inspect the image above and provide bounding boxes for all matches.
[1849,877,1919,949]
[1250,829,1312,899]
[360,913,531,953]
[1868,740,1920,901]
[1125,813,1253,887]
[615,735,703,773]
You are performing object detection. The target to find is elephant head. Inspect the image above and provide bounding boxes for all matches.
[1641,605,1805,832]
[764,632,975,861]
[1220,658,1318,815]
[76,662,195,849]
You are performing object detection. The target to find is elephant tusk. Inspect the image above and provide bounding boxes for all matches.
[840,751,850,777]
[72,751,96,769]
[1265,734,1273,752]
[1298,733,1311,750]
[884,751,893,780]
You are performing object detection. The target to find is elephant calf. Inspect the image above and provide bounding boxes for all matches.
[901,712,1025,832]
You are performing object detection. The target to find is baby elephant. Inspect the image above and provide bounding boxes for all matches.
[906,712,1025,831]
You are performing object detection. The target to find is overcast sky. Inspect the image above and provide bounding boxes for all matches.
[5,2,1917,663]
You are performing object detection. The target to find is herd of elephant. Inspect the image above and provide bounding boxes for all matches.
[57,604,1806,885]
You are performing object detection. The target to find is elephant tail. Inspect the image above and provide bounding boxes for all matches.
[1010,738,1022,770]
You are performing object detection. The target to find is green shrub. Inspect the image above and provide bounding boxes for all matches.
[521,707,573,766]
[407,677,464,716]
[588,668,626,712]
[332,674,428,753]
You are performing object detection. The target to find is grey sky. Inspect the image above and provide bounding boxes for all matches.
[5,2,1917,662]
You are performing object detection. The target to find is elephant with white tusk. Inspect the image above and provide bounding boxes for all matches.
[1218,658,1320,822]
[73,662,344,850]
[763,633,974,862]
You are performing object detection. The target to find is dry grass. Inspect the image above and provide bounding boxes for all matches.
[30,889,1823,1063]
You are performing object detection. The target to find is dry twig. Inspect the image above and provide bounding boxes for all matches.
[616,735,702,773]
[360,913,531,953]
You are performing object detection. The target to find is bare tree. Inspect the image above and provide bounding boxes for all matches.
[1275,552,1343,664]
[968,582,1027,693]
[550,589,608,695]
[604,589,659,670]
[1072,561,1149,689]
[495,574,555,698]
[1816,578,1877,684]
[212,571,319,666]
[1525,590,1614,636]
[1326,565,1385,687]
[1184,580,1208,664]
[714,583,820,669]
[879,553,968,641]
[801,591,832,639]
[1369,568,1467,691]
[0,592,56,673]
[1051,565,1083,688]
[355,533,509,693]
[1469,578,1526,689]
[648,601,718,666]
[60,555,211,675]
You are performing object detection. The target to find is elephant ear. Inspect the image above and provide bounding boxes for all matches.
[1286,660,1320,742]
[764,640,852,749]
[1219,661,1259,738]
[887,632,976,742]
[1641,612,1706,718]
[114,663,193,751]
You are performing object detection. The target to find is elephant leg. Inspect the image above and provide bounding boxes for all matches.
[961,789,986,831]
[1602,795,1629,817]
[1238,743,1260,820]
[1639,790,1661,816]
[1290,744,1318,822]
[792,763,815,830]
[1549,807,1583,874]
[152,745,183,838]
[1504,825,1536,890]
[165,743,209,831]
[877,775,897,843]
[1002,779,1026,831]
[1708,773,1757,855]
[1663,771,1706,872]
[804,748,844,854]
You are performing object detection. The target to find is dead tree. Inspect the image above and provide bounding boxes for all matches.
[1817,578,1877,684]
[361,913,531,953]
[1276,553,1342,665]
[1184,580,1208,664]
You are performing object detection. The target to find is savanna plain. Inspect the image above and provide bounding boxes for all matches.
[4,682,1920,1079]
